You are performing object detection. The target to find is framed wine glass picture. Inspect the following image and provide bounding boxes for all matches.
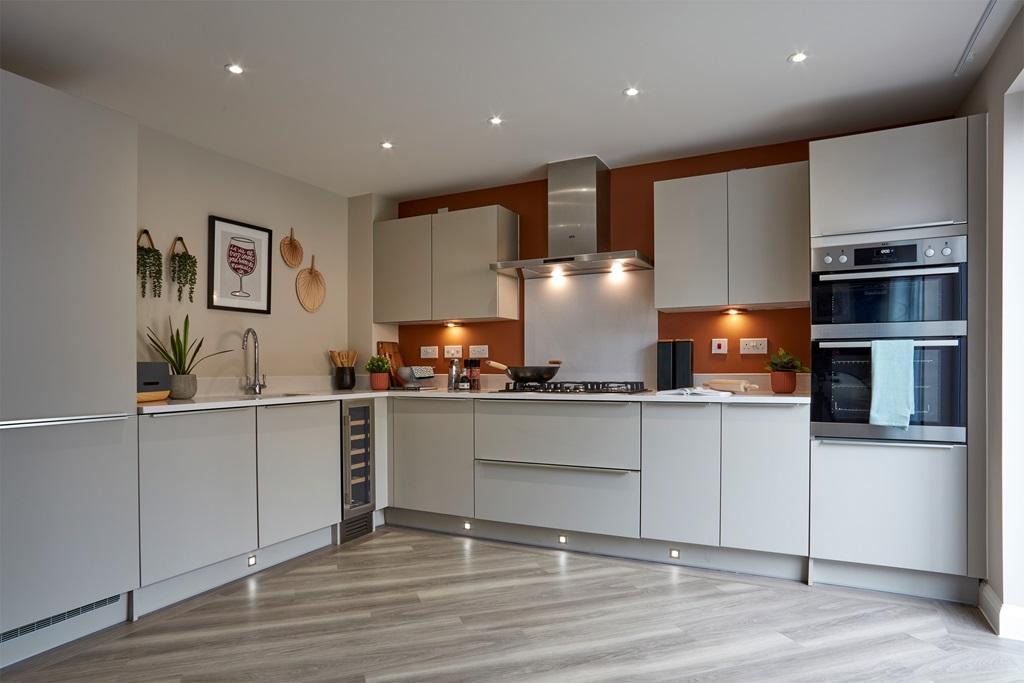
[207,216,273,314]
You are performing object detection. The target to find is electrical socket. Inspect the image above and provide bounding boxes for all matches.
[443,345,463,359]
[740,338,768,354]
[420,345,438,359]
[711,338,728,355]
[469,345,489,358]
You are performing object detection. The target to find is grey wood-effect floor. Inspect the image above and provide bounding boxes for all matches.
[4,527,1024,682]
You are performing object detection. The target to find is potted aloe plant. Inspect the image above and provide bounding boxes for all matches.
[765,347,810,395]
[147,315,232,399]
[365,355,391,390]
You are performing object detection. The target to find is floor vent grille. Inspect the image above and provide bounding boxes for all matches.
[340,513,373,543]
[0,595,120,644]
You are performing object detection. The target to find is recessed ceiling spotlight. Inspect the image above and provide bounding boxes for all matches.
[788,52,808,63]
[489,115,503,126]
[225,63,244,75]
[623,86,640,97]
[380,141,394,150]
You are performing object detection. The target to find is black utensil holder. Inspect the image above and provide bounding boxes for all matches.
[334,367,356,391]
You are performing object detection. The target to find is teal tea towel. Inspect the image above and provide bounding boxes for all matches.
[869,339,915,428]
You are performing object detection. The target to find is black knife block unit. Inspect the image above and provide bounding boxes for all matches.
[657,339,694,390]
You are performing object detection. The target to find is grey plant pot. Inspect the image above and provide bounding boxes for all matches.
[170,374,198,400]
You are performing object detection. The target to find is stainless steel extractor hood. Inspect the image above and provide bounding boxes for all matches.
[492,156,653,279]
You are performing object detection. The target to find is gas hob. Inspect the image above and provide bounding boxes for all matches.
[498,381,647,394]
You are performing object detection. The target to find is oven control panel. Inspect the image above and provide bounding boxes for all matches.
[812,235,966,273]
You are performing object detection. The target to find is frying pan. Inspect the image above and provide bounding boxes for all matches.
[486,360,562,383]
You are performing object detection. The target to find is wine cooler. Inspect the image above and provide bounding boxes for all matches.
[342,399,374,518]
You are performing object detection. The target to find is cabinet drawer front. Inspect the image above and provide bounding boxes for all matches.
[139,409,257,585]
[810,440,966,575]
[0,416,139,630]
[257,402,342,547]
[475,460,640,538]
[474,400,640,470]
[641,403,721,546]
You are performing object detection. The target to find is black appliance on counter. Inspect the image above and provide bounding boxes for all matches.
[657,339,694,390]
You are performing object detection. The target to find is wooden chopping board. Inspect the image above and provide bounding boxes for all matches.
[377,341,406,387]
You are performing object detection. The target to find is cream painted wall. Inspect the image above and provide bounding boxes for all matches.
[958,7,1023,613]
[347,193,397,374]
[137,127,349,379]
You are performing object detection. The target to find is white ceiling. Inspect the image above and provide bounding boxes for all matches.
[1,1,1020,201]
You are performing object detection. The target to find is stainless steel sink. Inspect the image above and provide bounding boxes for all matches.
[235,392,312,400]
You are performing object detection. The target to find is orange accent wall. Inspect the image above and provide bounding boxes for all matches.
[397,141,813,374]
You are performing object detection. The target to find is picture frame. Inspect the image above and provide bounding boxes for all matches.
[207,215,273,314]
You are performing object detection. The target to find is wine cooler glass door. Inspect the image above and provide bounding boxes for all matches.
[343,401,374,517]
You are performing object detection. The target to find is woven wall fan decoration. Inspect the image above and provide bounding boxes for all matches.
[295,254,326,312]
[279,227,304,268]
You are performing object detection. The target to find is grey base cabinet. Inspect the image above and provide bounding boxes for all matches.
[810,440,967,575]
[475,460,640,538]
[641,403,721,547]
[721,404,810,556]
[139,408,257,585]
[256,402,342,548]
[392,398,474,517]
[0,417,139,631]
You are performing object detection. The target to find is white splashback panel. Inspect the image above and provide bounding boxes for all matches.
[525,271,657,385]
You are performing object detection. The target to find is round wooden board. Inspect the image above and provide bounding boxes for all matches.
[295,256,326,312]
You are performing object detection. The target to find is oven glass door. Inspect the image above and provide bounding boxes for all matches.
[812,264,966,326]
[811,338,966,442]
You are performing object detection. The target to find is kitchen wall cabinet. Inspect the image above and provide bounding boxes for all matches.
[653,162,809,311]
[720,404,809,556]
[475,400,641,470]
[256,402,341,548]
[475,460,640,538]
[391,398,474,517]
[431,205,519,322]
[0,417,139,631]
[373,205,519,324]
[809,118,967,237]
[810,440,967,575]
[727,162,809,306]
[640,403,721,547]
[373,215,433,323]
[654,172,729,310]
[0,71,137,422]
[139,408,258,586]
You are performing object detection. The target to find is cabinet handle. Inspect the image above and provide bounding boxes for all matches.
[0,413,129,430]
[814,439,958,450]
[818,340,959,349]
[819,266,960,282]
[485,399,633,406]
[723,403,803,407]
[476,458,633,474]
[146,407,252,417]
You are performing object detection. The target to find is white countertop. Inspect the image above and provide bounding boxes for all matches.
[138,387,809,414]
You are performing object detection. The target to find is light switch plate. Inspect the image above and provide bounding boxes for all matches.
[469,345,489,358]
[443,345,463,359]
[740,338,768,354]
[420,345,438,359]
[711,338,728,355]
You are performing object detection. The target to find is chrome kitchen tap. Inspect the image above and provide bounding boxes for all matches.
[241,328,268,395]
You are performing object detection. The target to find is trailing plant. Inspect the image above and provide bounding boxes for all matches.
[765,347,810,373]
[365,355,391,374]
[146,315,232,375]
[137,245,163,298]
[170,251,198,302]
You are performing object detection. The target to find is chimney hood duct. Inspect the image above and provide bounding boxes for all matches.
[492,156,653,279]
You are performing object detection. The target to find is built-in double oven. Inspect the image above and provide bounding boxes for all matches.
[810,233,967,442]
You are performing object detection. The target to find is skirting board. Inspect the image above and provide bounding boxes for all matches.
[0,594,128,669]
[131,527,332,620]
[385,508,979,605]
[979,581,1024,640]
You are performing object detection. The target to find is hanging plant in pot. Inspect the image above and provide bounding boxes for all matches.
[169,236,198,303]
[765,347,810,395]
[146,315,232,399]
[365,355,391,390]
[137,229,163,298]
